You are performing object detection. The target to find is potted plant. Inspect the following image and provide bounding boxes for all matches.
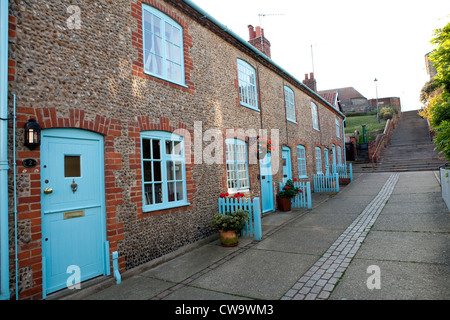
[277,179,302,211]
[210,209,249,247]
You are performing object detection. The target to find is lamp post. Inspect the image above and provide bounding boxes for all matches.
[374,78,380,123]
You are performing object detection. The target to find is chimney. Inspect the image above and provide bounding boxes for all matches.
[303,72,317,92]
[247,25,271,58]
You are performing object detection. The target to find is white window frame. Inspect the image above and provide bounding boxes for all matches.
[141,131,189,212]
[237,59,259,111]
[142,4,185,86]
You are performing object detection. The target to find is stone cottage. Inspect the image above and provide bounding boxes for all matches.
[0,0,346,299]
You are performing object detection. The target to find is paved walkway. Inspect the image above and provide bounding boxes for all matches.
[58,171,450,301]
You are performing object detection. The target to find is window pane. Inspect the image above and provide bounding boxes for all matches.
[166,140,173,154]
[153,161,162,181]
[144,31,152,52]
[65,156,81,178]
[168,182,175,202]
[175,161,183,180]
[152,140,161,159]
[143,11,152,31]
[172,26,180,46]
[176,182,184,201]
[142,139,151,159]
[165,22,172,41]
[143,161,153,182]
[166,161,174,180]
[153,16,161,36]
[144,184,153,205]
[174,141,182,155]
[154,183,163,204]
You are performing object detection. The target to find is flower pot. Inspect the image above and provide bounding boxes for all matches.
[277,196,292,212]
[339,177,351,185]
[218,230,239,247]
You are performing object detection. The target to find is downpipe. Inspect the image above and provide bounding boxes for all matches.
[0,0,10,300]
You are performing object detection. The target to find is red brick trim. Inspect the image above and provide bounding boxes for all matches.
[131,116,195,219]
[14,107,125,299]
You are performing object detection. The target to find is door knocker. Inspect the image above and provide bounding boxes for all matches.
[71,179,78,194]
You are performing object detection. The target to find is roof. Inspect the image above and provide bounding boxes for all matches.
[180,0,346,119]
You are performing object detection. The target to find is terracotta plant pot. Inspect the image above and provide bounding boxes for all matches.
[277,196,292,212]
[339,178,351,185]
[218,230,239,247]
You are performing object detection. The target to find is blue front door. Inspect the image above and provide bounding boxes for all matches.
[41,129,107,295]
[282,147,292,184]
[260,153,274,213]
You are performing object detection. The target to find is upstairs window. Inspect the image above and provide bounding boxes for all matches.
[284,86,296,122]
[237,59,259,110]
[142,4,184,85]
[311,102,320,131]
[336,117,341,138]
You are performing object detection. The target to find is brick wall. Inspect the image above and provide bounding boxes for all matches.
[6,0,345,299]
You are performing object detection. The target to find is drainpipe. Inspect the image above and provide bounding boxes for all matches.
[0,0,10,300]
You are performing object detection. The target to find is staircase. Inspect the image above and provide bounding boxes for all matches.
[353,111,446,172]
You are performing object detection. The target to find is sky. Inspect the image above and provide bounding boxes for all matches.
[190,0,450,111]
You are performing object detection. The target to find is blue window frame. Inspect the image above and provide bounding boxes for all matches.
[337,146,342,165]
[284,86,296,122]
[336,117,341,138]
[141,131,188,212]
[225,138,250,191]
[311,102,320,131]
[237,59,259,111]
[142,4,185,85]
[297,145,308,178]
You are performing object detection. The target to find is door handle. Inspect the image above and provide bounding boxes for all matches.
[43,188,53,195]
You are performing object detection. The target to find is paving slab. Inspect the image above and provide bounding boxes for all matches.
[84,276,175,300]
[162,285,250,300]
[354,230,450,265]
[330,259,450,300]
[190,249,317,300]
[374,211,450,232]
[139,243,244,283]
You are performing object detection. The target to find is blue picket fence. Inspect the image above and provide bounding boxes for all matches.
[218,197,262,241]
[332,163,353,182]
[278,181,312,210]
[313,173,340,193]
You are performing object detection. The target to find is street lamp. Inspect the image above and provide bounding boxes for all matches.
[374,78,380,123]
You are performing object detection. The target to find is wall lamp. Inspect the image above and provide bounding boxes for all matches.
[24,119,41,150]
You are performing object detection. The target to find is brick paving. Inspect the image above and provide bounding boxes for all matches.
[281,173,400,300]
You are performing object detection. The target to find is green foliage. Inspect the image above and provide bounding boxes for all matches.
[209,209,249,232]
[278,179,301,198]
[344,115,387,141]
[430,23,450,92]
[379,106,396,120]
[433,120,450,161]
[420,22,450,161]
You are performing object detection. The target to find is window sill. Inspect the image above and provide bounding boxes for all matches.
[239,103,260,112]
[142,201,191,213]
[142,70,187,88]
[287,119,298,124]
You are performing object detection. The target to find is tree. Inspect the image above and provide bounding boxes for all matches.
[419,22,450,161]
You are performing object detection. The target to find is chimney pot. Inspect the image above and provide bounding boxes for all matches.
[305,74,309,80]
[310,72,314,79]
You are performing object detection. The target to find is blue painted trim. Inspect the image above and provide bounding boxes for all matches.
[0,0,10,301]
[225,138,250,192]
[237,59,259,111]
[140,131,190,212]
[112,251,121,285]
[142,3,186,87]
